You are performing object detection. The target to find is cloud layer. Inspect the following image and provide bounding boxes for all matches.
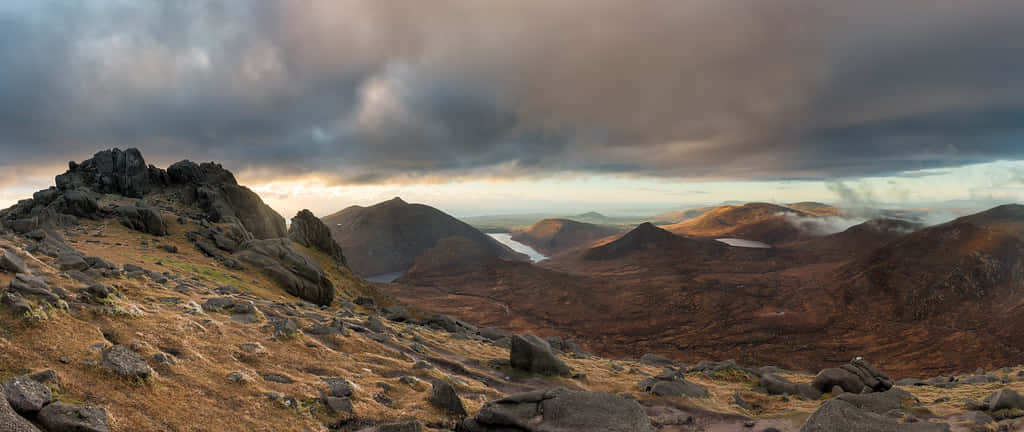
[2,0,1024,183]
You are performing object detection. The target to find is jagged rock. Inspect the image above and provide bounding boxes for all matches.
[101,345,153,380]
[812,358,892,394]
[428,380,467,416]
[288,209,346,264]
[987,389,1024,412]
[1,375,52,415]
[9,273,59,304]
[799,398,948,432]
[196,184,286,240]
[237,239,334,305]
[55,253,89,271]
[457,388,654,432]
[0,387,41,432]
[38,402,111,432]
[117,205,168,236]
[510,334,570,375]
[0,251,27,274]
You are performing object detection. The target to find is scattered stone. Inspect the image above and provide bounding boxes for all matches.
[226,372,252,384]
[509,334,570,375]
[100,345,154,380]
[38,402,111,432]
[428,380,467,416]
[1,375,52,415]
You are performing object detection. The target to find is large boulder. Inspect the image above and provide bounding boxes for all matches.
[640,368,709,398]
[0,250,28,274]
[37,402,111,432]
[428,379,467,417]
[1,375,52,415]
[117,205,168,236]
[510,334,570,375]
[457,388,654,432]
[987,389,1024,412]
[237,239,334,305]
[812,357,893,394]
[288,209,346,265]
[0,387,40,432]
[800,398,948,432]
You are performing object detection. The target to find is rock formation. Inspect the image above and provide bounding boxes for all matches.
[288,209,346,265]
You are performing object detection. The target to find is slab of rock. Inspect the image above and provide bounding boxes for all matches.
[1,375,52,415]
[428,380,467,416]
[38,402,110,432]
[510,334,570,375]
[101,345,153,380]
[457,388,654,432]
[0,387,41,432]
[237,239,334,305]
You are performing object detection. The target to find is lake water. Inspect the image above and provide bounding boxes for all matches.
[716,238,772,248]
[489,233,548,262]
[365,271,404,283]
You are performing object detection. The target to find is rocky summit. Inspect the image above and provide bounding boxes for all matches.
[2,149,1024,432]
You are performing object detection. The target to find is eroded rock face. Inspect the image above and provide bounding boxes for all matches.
[238,239,334,305]
[288,209,346,265]
[457,388,654,432]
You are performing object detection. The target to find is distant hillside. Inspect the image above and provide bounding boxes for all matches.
[511,218,622,255]
[584,222,725,260]
[664,202,813,245]
[651,206,716,224]
[787,201,842,216]
[324,197,527,276]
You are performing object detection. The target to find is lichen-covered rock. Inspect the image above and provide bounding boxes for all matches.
[101,345,153,380]
[0,387,40,432]
[1,375,52,415]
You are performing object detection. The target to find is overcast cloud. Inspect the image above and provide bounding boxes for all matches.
[1,0,1024,184]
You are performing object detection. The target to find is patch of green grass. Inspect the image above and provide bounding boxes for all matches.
[154,256,255,291]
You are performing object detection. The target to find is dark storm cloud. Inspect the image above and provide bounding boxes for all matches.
[1,0,1024,183]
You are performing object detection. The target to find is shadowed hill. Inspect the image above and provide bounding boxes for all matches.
[584,222,725,260]
[510,218,622,255]
[324,198,527,277]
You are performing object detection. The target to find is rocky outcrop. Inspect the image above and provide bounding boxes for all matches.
[237,239,335,305]
[55,148,165,198]
[457,388,654,432]
[288,209,346,265]
[195,183,286,240]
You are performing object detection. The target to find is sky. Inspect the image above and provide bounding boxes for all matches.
[0,1,1023,218]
